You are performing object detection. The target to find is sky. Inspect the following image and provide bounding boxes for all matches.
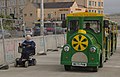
[104,0,120,14]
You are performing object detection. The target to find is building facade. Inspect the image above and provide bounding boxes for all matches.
[22,0,104,28]
[32,0,104,14]
[0,0,104,19]
[31,0,70,3]
[64,0,104,14]
[23,1,86,27]
[85,0,104,14]
[0,0,31,18]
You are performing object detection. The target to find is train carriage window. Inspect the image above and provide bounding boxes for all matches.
[83,20,100,33]
[68,20,79,32]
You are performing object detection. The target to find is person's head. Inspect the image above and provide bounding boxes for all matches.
[25,35,32,40]
[86,23,90,29]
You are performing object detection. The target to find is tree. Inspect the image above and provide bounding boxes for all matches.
[0,14,14,30]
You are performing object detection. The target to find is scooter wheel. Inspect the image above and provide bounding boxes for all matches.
[24,61,29,68]
[14,58,19,67]
[33,59,37,66]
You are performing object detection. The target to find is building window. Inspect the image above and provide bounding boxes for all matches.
[98,2,101,7]
[101,11,103,14]
[92,1,94,6]
[92,10,94,12]
[89,10,91,12]
[24,14,27,17]
[55,12,56,15]
[61,14,66,20]
[95,2,96,6]
[48,14,51,19]
[98,10,101,14]
[95,10,96,13]
[101,2,103,7]
[89,1,92,6]
[19,8,22,14]
[30,13,33,16]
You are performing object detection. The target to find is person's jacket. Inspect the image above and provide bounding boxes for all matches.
[22,40,36,55]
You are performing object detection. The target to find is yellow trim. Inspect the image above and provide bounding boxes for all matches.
[67,12,104,17]
[78,30,86,34]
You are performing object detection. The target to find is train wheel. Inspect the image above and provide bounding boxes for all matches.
[90,66,98,72]
[64,65,71,71]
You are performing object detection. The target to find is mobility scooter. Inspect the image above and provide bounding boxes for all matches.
[14,43,36,67]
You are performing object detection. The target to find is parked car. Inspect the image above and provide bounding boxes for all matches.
[55,27,63,34]
[33,26,41,36]
[44,23,55,35]
[0,30,11,39]
[23,28,33,37]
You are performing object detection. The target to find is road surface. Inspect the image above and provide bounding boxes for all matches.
[0,36,120,77]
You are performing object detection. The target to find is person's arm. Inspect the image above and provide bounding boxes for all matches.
[31,41,36,48]
[22,40,27,46]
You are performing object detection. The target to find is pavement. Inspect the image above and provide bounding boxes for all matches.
[0,36,120,77]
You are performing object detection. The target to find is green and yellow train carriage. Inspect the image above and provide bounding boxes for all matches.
[110,21,118,54]
[61,12,118,72]
[104,20,118,59]
[104,19,111,60]
[114,22,118,51]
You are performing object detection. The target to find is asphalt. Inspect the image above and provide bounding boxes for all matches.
[0,35,120,77]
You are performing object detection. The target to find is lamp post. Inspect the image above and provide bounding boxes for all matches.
[41,0,44,32]
[39,0,46,55]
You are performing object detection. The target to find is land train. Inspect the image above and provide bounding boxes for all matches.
[61,12,118,72]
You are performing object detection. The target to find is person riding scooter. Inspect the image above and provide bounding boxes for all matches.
[20,35,36,60]
[15,35,36,67]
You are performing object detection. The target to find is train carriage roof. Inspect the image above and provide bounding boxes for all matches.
[67,12,104,17]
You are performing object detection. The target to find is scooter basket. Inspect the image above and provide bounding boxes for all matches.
[18,47,22,53]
